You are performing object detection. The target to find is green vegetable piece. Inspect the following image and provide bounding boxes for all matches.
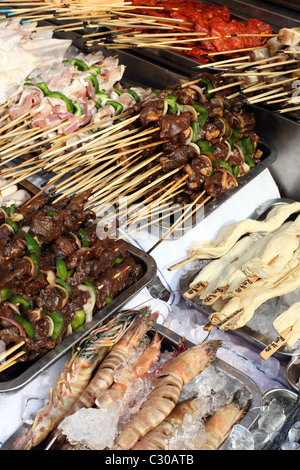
[245,154,255,169]
[22,231,41,256]
[105,295,113,305]
[0,288,12,301]
[227,136,234,150]
[24,81,50,95]
[71,309,86,330]
[9,204,15,215]
[165,95,177,114]
[218,159,233,174]
[232,128,242,139]
[46,311,65,340]
[84,280,98,300]
[126,89,140,102]
[47,92,74,113]
[77,228,89,247]
[86,74,99,93]
[197,140,214,155]
[10,295,31,311]
[106,100,124,115]
[192,104,209,126]
[56,259,68,281]
[95,91,109,101]
[13,314,35,338]
[232,164,240,178]
[29,252,40,279]
[47,210,58,216]
[201,78,214,99]
[6,218,19,234]
[73,102,82,116]
[191,121,199,143]
[111,256,123,267]
[241,137,255,155]
[89,65,101,74]
[71,58,89,71]
[114,87,123,96]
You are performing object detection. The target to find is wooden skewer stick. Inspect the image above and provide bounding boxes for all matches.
[196,55,251,69]
[260,326,293,360]
[232,254,280,297]
[0,350,26,373]
[183,281,209,300]
[0,340,25,364]
[201,285,229,305]
[271,265,300,289]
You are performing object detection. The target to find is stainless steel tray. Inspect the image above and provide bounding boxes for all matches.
[179,198,300,358]
[0,323,264,450]
[285,355,300,392]
[0,241,157,393]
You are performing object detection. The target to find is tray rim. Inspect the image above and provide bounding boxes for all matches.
[1,322,264,450]
[179,197,300,358]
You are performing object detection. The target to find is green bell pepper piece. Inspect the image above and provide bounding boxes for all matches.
[29,252,39,279]
[47,92,74,113]
[245,154,255,169]
[13,314,35,338]
[192,103,209,126]
[22,231,41,256]
[111,256,123,267]
[197,140,214,155]
[232,164,240,178]
[46,311,65,340]
[106,100,124,115]
[71,58,89,71]
[86,74,99,93]
[191,121,199,143]
[105,295,113,305]
[73,102,83,116]
[77,228,89,247]
[127,89,140,102]
[165,95,177,114]
[218,159,233,174]
[71,309,86,330]
[114,87,123,96]
[56,259,68,281]
[201,78,214,99]
[10,295,31,311]
[47,210,58,217]
[6,218,19,234]
[55,278,72,296]
[95,91,109,101]
[89,65,101,74]
[0,288,12,301]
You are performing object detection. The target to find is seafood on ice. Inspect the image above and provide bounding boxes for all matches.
[8,310,251,451]
[10,308,146,450]
[0,178,30,207]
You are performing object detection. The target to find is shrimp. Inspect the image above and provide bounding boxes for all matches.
[113,339,222,450]
[132,396,206,450]
[96,331,161,410]
[68,309,158,413]
[199,389,251,450]
[9,309,143,450]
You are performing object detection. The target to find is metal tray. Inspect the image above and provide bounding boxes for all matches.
[0,241,157,392]
[0,323,264,450]
[179,198,300,358]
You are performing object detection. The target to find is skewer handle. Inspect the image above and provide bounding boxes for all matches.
[183,281,208,299]
[260,326,293,360]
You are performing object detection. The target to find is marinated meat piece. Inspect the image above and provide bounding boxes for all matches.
[160,145,198,171]
[204,169,238,197]
[139,99,165,127]
[233,112,256,132]
[0,234,27,266]
[159,112,191,144]
[185,155,213,190]
[51,236,78,259]
[0,257,33,289]
[38,285,69,311]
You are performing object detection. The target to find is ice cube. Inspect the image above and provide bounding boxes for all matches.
[227,424,255,450]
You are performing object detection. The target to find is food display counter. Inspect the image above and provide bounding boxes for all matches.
[0,0,300,453]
